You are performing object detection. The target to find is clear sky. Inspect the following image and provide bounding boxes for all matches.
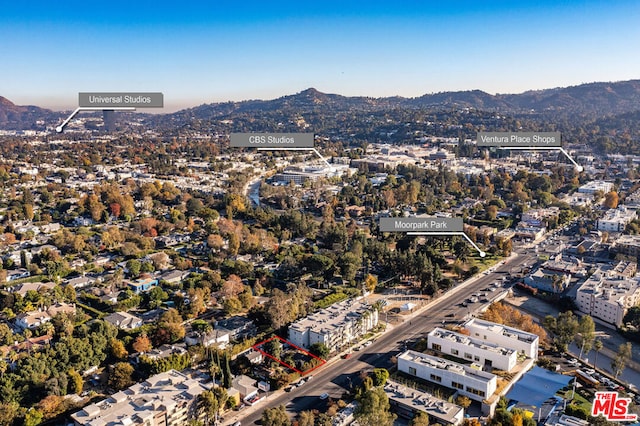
[2,0,639,112]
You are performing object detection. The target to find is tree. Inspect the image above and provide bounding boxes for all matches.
[197,390,219,426]
[23,408,44,426]
[261,405,291,426]
[133,334,153,353]
[309,343,330,360]
[456,395,472,409]
[265,338,283,360]
[108,362,134,390]
[576,315,595,359]
[298,411,315,426]
[68,369,84,394]
[109,338,129,360]
[611,342,632,379]
[371,368,389,387]
[593,338,603,368]
[410,412,430,426]
[604,191,619,209]
[355,387,396,426]
[553,311,579,353]
[364,274,378,293]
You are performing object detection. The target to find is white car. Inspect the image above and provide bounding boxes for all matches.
[568,358,579,366]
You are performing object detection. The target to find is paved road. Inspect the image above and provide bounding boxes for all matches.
[225,252,536,425]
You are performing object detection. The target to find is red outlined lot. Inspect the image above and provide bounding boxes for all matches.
[252,335,326,375]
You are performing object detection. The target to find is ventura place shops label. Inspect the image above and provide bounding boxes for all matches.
[477,132,561,147]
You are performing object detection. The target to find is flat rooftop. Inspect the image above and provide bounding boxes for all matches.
[384,379,463,424]
[464,318,538,344]
[399,350,496,382]
[429,327,515,357]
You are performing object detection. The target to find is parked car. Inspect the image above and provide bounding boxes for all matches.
[320,393,329,400]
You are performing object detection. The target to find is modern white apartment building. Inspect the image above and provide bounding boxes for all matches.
[288,298,378,353]
[463,318,539,359]
[71,370,211,426]
[427,327,518,372]
[577,181,614,195]
[575,267,640,327]
[398,350,497,402]
[596,206,636,232]
[384,380,464,426]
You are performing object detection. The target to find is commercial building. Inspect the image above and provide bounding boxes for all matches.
[71,369,210,426]
[288,298,378,353]
[463,318,539,359]
[596,206,636,232]
[427,327,518,372]
[384,380,464,425]
[397,350,497,403]
[575,266,640,327]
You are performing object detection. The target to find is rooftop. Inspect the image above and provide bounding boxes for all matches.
[398,350,496,382]
[429,327,515,357]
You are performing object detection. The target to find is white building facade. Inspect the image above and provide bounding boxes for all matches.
[398,350,497,402]
[288,299,378,353]
[463,318,539,359]
[427,328,518,372]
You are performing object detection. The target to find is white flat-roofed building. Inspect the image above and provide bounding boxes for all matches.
[463,318,539,359]
[71,369,210,426]
[384,380,464,425]
[596,206,636,232]
[578,181,614,195]
[398,350,497,402]
[575,266,640,327]
[288,298,378,353]
[428,327,518,372]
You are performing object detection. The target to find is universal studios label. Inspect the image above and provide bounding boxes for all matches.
[79,92,164,108]
[477,132,561,147]
[230,133,315,148]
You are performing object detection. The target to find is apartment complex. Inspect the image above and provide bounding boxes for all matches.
[575,266,640,326]
[288,298,378,353]
[596,206,636,232]
[427,327,518,372]
[398,350,497,402]
[463,318,539,359]
[71,370,210,426]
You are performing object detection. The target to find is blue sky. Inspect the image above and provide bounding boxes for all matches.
[2,1,639,111]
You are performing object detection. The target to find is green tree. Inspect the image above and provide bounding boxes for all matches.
[309,343,330,360]
[24,408,44,426]
[371,368,389,387]
[68,369,84,394]
[410,412,430,426]
[108,362,134,390]
[576,315,595,359]
[456,395,472,409]
[298,410,315,426]
[261,405,291,426]
[197,390,219,426]
[355,387,396,426]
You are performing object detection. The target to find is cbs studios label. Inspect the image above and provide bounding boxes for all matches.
[230,133,315,148]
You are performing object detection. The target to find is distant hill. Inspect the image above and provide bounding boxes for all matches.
[0,96,56,130]
[154,79,640,129]
[3,79,640,131]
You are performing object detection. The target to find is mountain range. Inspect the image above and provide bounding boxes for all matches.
[2,80,640,131]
